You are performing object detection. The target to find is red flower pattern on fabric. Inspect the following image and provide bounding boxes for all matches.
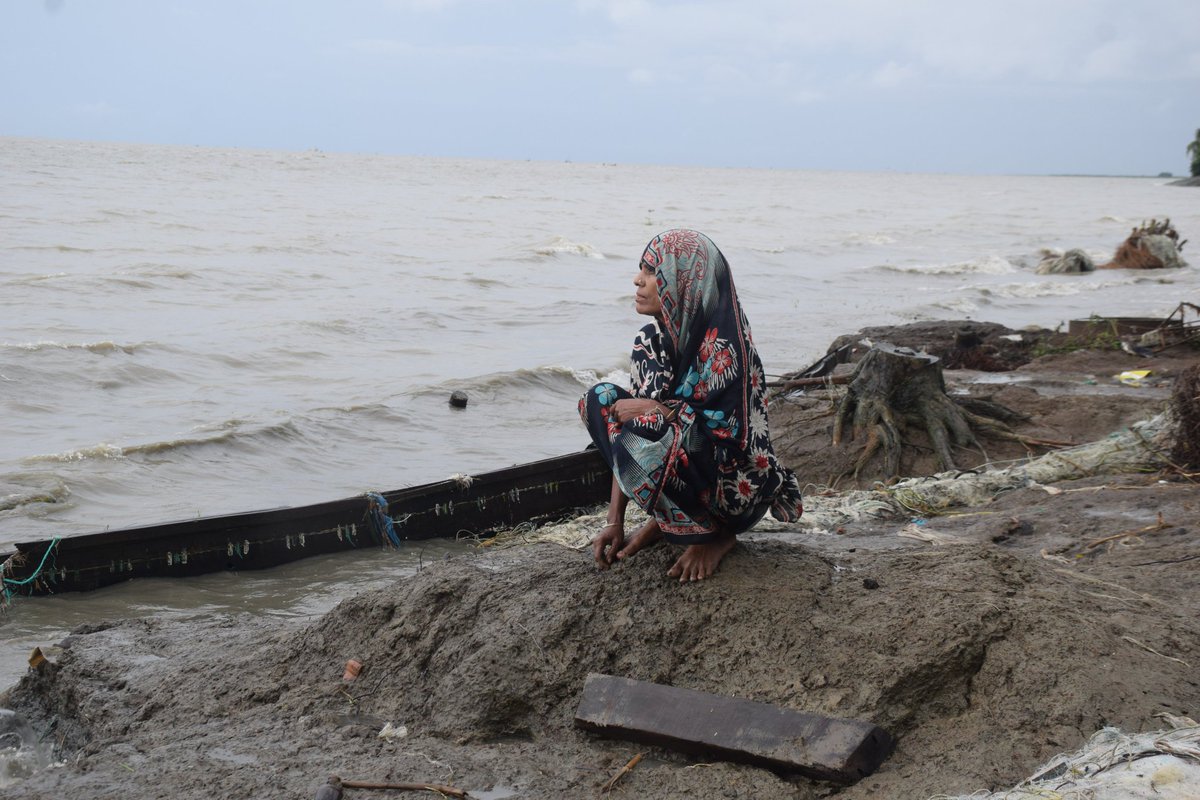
[711,349,732,375]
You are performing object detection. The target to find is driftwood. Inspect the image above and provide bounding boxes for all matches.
[341,778,471,798]
[831,343,1048,480]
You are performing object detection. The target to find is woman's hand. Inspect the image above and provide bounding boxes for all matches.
[593,522,625,568]
[610,398,665,425]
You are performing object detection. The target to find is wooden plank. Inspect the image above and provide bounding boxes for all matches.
[2,449,610,596]
[574,673,894,784]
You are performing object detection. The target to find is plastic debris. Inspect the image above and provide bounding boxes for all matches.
[377,722,408,742]
[932,721,1200,800]
[1116,369,1152,387]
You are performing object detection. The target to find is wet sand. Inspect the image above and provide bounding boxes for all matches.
[3,333,1199,799]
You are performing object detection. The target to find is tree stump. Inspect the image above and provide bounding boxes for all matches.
[832,343,1032,480]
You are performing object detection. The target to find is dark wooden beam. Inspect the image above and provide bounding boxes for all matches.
[574,673,894,784]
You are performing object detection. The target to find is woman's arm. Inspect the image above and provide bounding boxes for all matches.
[610,398,676,425]
[593,475,630,567]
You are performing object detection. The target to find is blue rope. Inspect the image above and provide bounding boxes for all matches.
[365,492,402,548]
[2,537,62,602]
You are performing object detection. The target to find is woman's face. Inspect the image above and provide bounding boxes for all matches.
[633,259,662,317]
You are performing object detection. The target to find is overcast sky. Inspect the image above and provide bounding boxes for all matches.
[3,0,1198,175]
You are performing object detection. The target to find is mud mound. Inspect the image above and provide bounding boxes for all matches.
[8,539,1197,799]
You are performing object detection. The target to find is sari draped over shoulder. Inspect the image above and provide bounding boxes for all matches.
[580,229,804,544]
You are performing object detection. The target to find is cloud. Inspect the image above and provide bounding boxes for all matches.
[626,67,657,84]
[1078,38,1141,82]
[382,0,460,10]
[870,60,916,88]
[574,0,1200,94]
[74,100,116,117]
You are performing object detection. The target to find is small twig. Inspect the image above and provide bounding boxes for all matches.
[1051,568,1164,606]
[602,752,644,793]
[1083,512,1169,550]
[342,779,471,798]
[1122,635,1191,668]
[1130,554,1200,567]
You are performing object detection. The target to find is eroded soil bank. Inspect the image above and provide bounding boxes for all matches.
[3,330,1199,799]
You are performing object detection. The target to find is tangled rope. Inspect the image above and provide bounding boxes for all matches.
[364,492,403,549]
[1,537,61,606]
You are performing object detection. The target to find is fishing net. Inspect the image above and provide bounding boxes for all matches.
[478,506,650,551]
[886,411,1172,518]
[931,717,1200,800]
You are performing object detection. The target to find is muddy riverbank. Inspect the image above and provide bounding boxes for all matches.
[3,327,1199,799]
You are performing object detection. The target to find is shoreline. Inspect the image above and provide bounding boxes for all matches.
[2,324,1199,798]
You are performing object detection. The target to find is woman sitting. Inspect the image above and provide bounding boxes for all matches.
[580,229,803,582]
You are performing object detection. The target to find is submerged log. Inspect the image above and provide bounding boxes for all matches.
[832,343,1038,481]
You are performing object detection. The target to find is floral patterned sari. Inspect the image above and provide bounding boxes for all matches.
[580,229,803,543]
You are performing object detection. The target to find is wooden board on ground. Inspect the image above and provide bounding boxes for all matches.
[574,673,894,784]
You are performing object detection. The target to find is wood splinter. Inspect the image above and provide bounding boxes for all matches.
[601,752,644,793]
[341,778,472,798]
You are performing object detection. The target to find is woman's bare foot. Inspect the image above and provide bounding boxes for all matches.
[667,535,736,582]
[616,518,663,561]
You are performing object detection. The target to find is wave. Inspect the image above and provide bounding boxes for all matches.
[8,245,95,254]
[5,272,71,286]
[530,236,606,260]
[26,418,306,464]
[927,297,982,314]
[873,255,1017,276]
[0,477,70,513]
[120,262,198,280]
[978,278,1135,300]
[841,232,897,247]
[0,340,148,355]
[414,363,630,400]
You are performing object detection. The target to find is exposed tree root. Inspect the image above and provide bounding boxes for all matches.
[832,343,1057,481]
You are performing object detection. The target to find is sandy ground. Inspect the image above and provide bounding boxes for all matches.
[2,326,1199,800]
